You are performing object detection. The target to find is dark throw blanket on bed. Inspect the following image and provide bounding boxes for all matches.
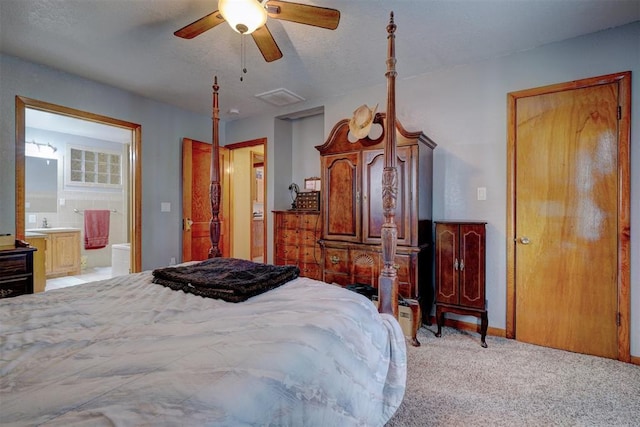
[152,258,300,303]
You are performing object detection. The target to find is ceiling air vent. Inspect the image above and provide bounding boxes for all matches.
[255,88,305,107]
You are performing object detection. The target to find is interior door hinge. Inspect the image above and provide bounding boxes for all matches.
[617,312,621,326]
[617,106,622,120]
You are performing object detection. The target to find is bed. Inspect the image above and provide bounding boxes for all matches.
[2,12,408,427]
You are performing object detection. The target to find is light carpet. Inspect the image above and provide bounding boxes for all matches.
[386,326,640,426]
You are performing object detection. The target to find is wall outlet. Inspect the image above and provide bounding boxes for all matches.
[28,214,37,224]
[169,257,176,265]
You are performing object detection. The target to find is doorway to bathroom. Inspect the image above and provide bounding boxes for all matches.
[15,97,142,292]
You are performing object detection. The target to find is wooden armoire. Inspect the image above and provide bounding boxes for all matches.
[315,113,436,321]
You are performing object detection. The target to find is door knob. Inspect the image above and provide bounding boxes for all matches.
[519,236,531,245]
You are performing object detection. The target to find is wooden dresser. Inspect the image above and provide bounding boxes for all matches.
[315,113,436,321]
[0,245,37,299]
[273,210,322,280]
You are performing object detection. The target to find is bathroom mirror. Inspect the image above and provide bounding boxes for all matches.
[25,156,58,213]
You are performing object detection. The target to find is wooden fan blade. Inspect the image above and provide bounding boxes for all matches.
[266,1,340,30]
[174,11,225,39]
[251,25,283,62]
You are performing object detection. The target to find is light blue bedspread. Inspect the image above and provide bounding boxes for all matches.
[0,271,406,426]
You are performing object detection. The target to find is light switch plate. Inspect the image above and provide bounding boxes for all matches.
[477,187,487,201]
[161,202,171,212]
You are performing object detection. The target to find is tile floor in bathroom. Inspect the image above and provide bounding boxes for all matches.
[45,267,113,291]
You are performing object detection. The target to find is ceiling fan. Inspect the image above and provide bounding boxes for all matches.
[174,0,341,63]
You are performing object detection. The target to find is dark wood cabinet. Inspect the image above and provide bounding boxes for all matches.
[0,246,36,299]
[273,210,322,280]
[434,221,488,347]
[316,114,436,320]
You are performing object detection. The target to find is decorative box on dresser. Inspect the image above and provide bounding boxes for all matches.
[434,221,488,347]
[0,244,37,299]
[273,210,322,280]
[315,113,436,326]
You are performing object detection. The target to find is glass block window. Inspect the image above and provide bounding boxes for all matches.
[67,146,122,188]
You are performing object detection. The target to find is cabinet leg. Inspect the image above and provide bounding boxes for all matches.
[410,303,421,347]
[480,311,488,348]
[435,309,443,338]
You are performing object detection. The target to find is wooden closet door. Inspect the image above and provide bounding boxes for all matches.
[322,152,360,242]
[362,146,411,245]
[513,82,620,358]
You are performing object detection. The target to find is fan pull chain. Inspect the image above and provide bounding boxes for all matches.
[240,34,248,82]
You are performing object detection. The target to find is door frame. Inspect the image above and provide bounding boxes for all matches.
[250,151,265,260]
[181,137,230,260]
[15,96,142,273]
[505,71,631,361]
[226,138,267,262]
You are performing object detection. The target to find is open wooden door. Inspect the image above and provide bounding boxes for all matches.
[182,138,230,261]
[507,72,631,360]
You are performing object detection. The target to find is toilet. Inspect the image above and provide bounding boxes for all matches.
[111,243,131,277]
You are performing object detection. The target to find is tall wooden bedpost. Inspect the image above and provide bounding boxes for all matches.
[208,76,222,258]
[378,12,399,317]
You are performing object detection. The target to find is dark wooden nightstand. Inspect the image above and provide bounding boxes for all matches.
[0,246,37,299]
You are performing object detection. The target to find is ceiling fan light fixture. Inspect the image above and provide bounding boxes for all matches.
[218,0,267,34]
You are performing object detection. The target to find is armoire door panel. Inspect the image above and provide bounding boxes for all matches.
[322,153,360,242]
[362,147,411,245]
[459,225,486,309]
[435,224,458,305]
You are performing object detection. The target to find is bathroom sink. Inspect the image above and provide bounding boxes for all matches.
[26,227,80,233]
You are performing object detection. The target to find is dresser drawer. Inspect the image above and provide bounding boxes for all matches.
[323,247,349,273]
[277,230,299,245]
[323,271,350,286]
[0,276,31,298]
[299,247,319,264]
[299,263,321,280]
[275,213,299,230]
[0,253,29,276]
[298,230,319,246]
[298,214,319,231]
[275,244,299,261]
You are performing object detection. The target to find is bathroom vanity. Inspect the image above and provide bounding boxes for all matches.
[25,228,81,279]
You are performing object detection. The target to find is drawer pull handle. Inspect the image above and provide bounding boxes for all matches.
[0,288,15,298]
[330,255,340,264]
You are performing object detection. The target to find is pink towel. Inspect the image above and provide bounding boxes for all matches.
[84,210,110,250]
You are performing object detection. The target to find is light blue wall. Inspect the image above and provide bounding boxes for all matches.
[0,54,214,270]
[291,113,324,187]
[225,22,640,357]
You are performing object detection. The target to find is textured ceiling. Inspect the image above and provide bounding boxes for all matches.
[1,0,638,122]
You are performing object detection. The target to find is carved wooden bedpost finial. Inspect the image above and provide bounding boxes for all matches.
[209,76,222,258]
[378,11,400,318]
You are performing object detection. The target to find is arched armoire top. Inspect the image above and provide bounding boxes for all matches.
[315,112,436,156]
